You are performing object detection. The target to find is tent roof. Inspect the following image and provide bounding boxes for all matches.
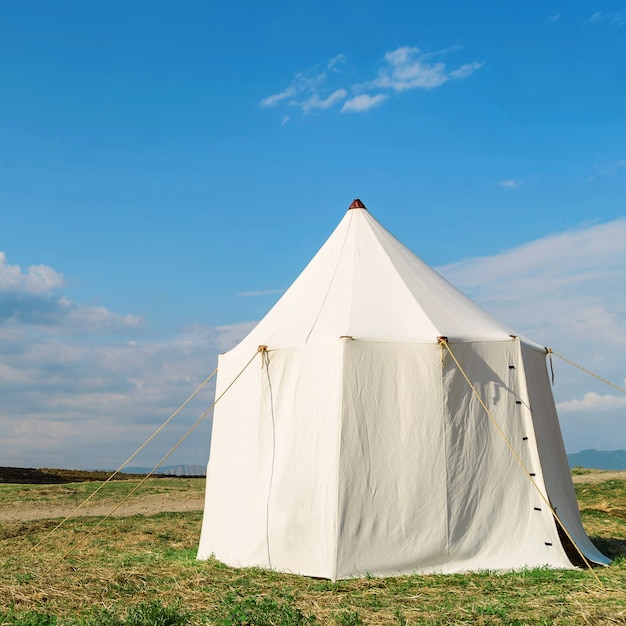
[234,200,520,351]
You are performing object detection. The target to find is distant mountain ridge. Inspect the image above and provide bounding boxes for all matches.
[121,464,206,476]
[567,449,626,471]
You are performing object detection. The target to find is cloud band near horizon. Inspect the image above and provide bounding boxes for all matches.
[1,217,625,468]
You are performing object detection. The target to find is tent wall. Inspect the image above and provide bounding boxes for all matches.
[521,344,611,566]
[334,339,572,577]
[439,340,571,573]
[336,341,448,576]
[197,351,265,565]
[199,338,593,578]
[260,345,343,577]
[198,344,344,578]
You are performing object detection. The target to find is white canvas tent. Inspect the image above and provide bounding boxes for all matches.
[197,199,609,578]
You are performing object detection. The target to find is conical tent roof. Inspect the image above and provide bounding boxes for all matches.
[234,200,516,354]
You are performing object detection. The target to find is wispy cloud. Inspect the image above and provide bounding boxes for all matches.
[0,326,238,468]
[449,61,485,80]
[260,45,483,117]
[500,179,523,189]
[438,218,626,451]
[368,47,484,92]
[499,175,541,189]
[301,88,348,113]
[260,72,325,108]
[0,251,261,469]
[587,158,626,182]
[260,55,350,111]
[327,53,350,72]
[341,93,388,113]
[0,252,255,468]
[589,11,626,26]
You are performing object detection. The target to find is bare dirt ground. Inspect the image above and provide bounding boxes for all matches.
[571,469,626,484]
[0,467,206,523]
[0,491,204,523]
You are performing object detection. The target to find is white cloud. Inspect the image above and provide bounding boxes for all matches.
[557,391,626,413]
[370,46,484,92]
[589,11,626,26]
[440,218,626,312]
[260,54,350,111]
[301,88,347,113]
[449,61,485,80]
[0,249,260,468]
[0,250,259,469]
[260,69,327,108]
[327,53,350,72]
[500,179,522,189]
[260,45,482,118]
[438,217,626,452]
[260,86,298,108]
[65,304,142,333]
[341,93,388,113]
[0,251,65,294]
[587,158,626,182]
[0,253,142,334]
[0,321,253,469]
[372,47,448,90]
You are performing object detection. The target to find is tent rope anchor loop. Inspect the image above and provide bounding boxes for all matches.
[548,348,626,396]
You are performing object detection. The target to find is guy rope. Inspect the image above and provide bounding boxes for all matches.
[440,339,604,589]
[548,348,626,396]
[28,348,262,573]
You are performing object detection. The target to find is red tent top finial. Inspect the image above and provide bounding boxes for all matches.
[349,198,367,210]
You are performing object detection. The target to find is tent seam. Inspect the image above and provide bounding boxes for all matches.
[332,340,346,580]
[441,343,450,560]
[305,214,353,345]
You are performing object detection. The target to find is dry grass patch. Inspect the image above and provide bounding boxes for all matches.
[1,477,626,624]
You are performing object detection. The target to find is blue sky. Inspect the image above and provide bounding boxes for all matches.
[1,1,625,469]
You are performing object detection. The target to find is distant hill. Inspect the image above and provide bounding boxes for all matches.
[121,464,206,476]
[1,467,152,484]
[567,449,626,471]
[0,465,207,484]
[0,467,71,484]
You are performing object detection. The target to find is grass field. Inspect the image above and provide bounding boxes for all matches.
[1,472,625,625]
[0,476,205,506]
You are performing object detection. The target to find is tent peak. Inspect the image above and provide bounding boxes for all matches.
[349,198,367,210]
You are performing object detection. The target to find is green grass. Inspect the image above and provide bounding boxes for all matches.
[569,466,591,476]
[0,477,205,506]
[1,475,626,625]
[575,479,626,518]
[0,601,191,626]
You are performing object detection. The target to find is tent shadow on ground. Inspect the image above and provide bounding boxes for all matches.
[590,537,626,561]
